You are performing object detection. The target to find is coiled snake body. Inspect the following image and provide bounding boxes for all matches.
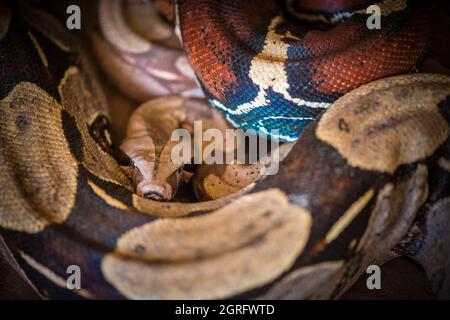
[0,0,450,299]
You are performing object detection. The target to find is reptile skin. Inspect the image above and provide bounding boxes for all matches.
[0,0,449,299]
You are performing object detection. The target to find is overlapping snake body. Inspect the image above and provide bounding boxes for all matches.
[0,0,450,300]
[177,0,430,141]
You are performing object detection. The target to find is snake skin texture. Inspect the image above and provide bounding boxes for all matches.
[0,0,450,300]
[178,0,430,141]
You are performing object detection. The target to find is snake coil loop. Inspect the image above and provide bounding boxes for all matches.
[0,0,449,300]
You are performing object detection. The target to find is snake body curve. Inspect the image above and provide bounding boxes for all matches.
[0,0,450,300]
[177,0,430,141]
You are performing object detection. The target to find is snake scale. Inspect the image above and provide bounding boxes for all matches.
[1,0,450,299]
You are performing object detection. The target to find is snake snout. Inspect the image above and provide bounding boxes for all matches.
[137,181,173,201]
[143,191,166,201]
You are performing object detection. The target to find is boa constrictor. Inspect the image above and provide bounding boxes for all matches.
[0,0,450,299]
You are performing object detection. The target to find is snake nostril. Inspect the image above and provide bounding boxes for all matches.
[143,191,165,201]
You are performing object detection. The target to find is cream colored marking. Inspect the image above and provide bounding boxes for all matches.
[116,189,310,261]
[0,1,11,40]
[87,180,128,210]
[348,238,358,251]
[202,174,245,200]
[60,65,79,85]
[317,74,450,174]
[102,189,312,299]
[27,31,49,68]
[148,68,179,81]
[104,129,113,146]
[132,183,254,218]
[325,189,375,244]
[355,165,428,260]
[174,1,182,44]
[19,251,93,299]
[58,66,131,187]
[212,16,328,119]
[438,157,450,173]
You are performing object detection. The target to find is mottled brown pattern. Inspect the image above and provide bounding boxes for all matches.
[316,74,450,173]
[91,0,202,101]
[0,0,450,301]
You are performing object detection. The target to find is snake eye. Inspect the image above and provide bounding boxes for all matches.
[88,115,113,154]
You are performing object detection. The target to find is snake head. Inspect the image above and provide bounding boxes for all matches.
[121,135,189,201]
[135,165,185,201]
[137,166,194,201]
[119,97,196,201]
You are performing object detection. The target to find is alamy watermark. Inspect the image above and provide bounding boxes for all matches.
[66,265,81,290]
[366,5,381,30]
[170,121,283,175]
